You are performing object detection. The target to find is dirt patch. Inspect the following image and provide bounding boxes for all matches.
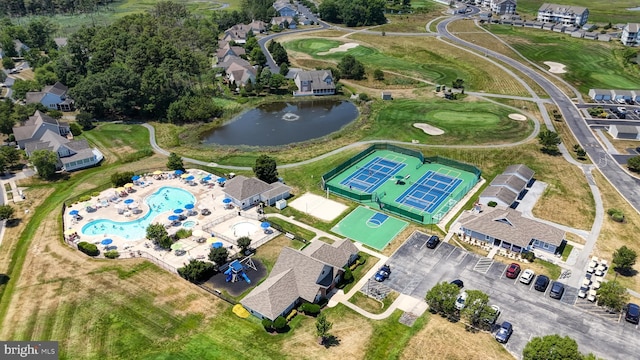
[413,123,444,135]
[508,113,527,121]
[318,42,360,55]
[543,61,567,74]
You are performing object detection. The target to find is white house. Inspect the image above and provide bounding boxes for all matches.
[621,23,639,46]
[537,3,589,26]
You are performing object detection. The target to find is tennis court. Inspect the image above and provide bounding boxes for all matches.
[339,156,406,193]
[331,206,408,250]
[395,170,463,213]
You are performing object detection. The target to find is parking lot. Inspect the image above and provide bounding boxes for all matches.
[378,231,640,358]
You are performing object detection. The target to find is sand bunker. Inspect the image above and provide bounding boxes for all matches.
[508,114,527,121]
[413,123,444,135]
[544,61,567,74]
[318,42,359,55]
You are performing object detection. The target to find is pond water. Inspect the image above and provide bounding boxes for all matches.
[202,99,359,146]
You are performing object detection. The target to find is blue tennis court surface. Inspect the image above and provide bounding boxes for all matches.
[396,171,463,213]
[340,157,406,194]
[369,213,389,225]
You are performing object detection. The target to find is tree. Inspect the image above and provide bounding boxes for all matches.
[30,149,58,180]
[576,148,587,160]
[425,281,460,315]
[627,156,640,173]
[273,315,287,332]
[597,280,629,312]
[373,69,384,81]
[209,246,229,266]
[0,204,15,220]
[178,259,216,283]
[537,129,561,155]
[167,152,185,172]
[2,57,15,70]
[237,236,252,253]
[0,146,21,168]
[146,223,172,249]
[253,154,279,183]
[11,79,41,100]
[69,123,82,136]
[452,78,465,89]
[338,54,365,80]
[279,62,289,76]
[613,245,637,275]
[111,171,135,187]
[460,290,490,328]
[523,334,583,360]
[76,112,94,130]
[315,312,333,345]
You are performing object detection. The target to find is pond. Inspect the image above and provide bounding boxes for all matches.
[202,99,359,146]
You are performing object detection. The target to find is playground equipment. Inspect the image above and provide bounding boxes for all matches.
[224,257,256,284]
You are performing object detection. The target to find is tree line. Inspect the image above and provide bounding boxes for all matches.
[0,0,115,17]
[319,0,387,27]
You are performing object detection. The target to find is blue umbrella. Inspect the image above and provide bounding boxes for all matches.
[124,198,134,204]
[217,177,226,183]
[131,175,140,181]
[168,215,179,221]
[173,208,184,214]
[185,175,195,181]
[261,221,270,229]
[69,210,79,216]
[222,198,232,204]
[101,238,113,245]
[184,204,194,209]
[203,176,212,181]
[174,170,184,175]
[212,242,223,249]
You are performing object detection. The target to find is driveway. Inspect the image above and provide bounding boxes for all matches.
[382,231,640,359]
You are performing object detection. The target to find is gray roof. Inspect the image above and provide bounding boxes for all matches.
[223,175,272,201]
[301,238,358,268]
[25,91,45,104]
[626,23,640,33]
[241,269,300,320]
[45,82,68,96]
[261,181,291,200]
[491,174,526,192]
[613,125,639,134]
[538,3,588,15]
[13,111,69,142]
[503,164,534,181]
[295,70,335,91]
[479,185,518,205]
[460,207,565,248]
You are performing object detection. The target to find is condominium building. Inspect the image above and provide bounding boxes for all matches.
[537,3,589,26]
[621,23,639,46]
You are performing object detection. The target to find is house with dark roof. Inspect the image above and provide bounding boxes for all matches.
[13,111,103,171]
[459,207,565,254]
[241,238,358,320]
[222,175,291,209]
[25,82,74,111]
[293,70,336,96]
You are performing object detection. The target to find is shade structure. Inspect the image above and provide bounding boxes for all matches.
[212,242,223,249]
[173,208,184,214]
[171,243,183,250]
[222,198,232,204]
[101,238,113,245]
[217,177,226,183]
[206,237,217,244]
[175,170,184,175]
[168,215,179,221]
[184,204,194,209]
[124,183,134,188]
[128,202,139,209]
[203,176,212,182]
[185,175,195,181]
[192,229,205,237]
[153,170,163,175]
[261,221,270,229]
[180,173,190,179]
[124,198,134,204]
[64,229,76,235]
[131,175,141,181]
[116,187,126,192]
[69,209,79,216]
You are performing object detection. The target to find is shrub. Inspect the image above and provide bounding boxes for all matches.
[358,93,370,102]
[273,316,287,332]
[300,303,321,316]
[286,309,297,322]
[104,250,120,259]
[77,241,99,256]
[607,208,625,222]
[522,251,535,262]
[262,318,274,332]
[175,229,192,239]
[487,201,498,207]
[79,195,91,202]
[342,267,354,285]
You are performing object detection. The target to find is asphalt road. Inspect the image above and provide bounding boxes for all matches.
[382,232,639,359]
[437,12,640,213]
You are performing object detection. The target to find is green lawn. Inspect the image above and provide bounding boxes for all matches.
[516,0,640,24]
[370,99,533,145]
[487,25,640,94]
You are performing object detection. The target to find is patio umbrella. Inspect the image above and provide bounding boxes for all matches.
[261,221,270,229]
[84,202,94,209]
[101,238,113,245]
[175,170,184,175]
[217,177,226,183]
[124,183,134,188]
[69,209,79,216]
[124,198,134,204]
[128,202,139,209]
[192,229,205,237]
[185,175,195,181]
[206,237,217,244]
[131,175,141,181]
[222,198,232,204]
[153,170,163,175]
[168,215,179,221]
[180,173,190,179]
[184,204,194,210]
[116,187,126,192]
[171,243,183,250]
[64,229,76,236]
[212,242,223,249]
[173,208,184,214]
[203,176,212,182]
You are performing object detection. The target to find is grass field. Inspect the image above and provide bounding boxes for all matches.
[487,25,640,95]
[515,0,640,24]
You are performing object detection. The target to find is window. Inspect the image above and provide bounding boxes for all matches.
[543,242,550,250]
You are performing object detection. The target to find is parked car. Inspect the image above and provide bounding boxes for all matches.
[519,269,535,284]
[455,291,468,310]
[426,235,440,249]
[625,303,640,324]
[534,275,550,292]
[577,286,589,298]
[175,249,186,256]
[450,279,464,289]
[495,322,513,343]
[505,263,521,279]
[617,98,627,104]
[374,265,391,282]
[549,281,565,299]
[484,304,501,326]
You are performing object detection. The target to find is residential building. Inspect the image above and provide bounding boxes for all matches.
[273,0,297,17]
[248,20,268,34]
[537,3,589,26]
[25,82,74,112]
[13,111,103,171]
[621,23,639,46]
[241,238,358,320]
[223,24,251,44]
[293,70,336,96]
[478,186,518,208]
[459,207,565,254]
[491,0,516,15]
[271,16,296,29]
[222,175,291,210]
[503,164,535,185]
[479,164,534,207]
[215,41,246,62]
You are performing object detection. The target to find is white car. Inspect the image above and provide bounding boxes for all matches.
[578,286,588,298]
[617,98,627,104]
[519,269,535,284]
[455,291,468,310]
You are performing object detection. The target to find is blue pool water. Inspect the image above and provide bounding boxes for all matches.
[81,186,196,240]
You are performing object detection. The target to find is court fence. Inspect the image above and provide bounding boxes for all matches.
[424,155,481,180]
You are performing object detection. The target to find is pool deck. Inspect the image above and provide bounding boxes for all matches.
[63,170,270,271]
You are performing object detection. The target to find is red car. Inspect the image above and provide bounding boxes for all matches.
[505,263,521,279]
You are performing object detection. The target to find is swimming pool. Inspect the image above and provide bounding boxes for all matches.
[82,187,196,240]
[182,220,197,229]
